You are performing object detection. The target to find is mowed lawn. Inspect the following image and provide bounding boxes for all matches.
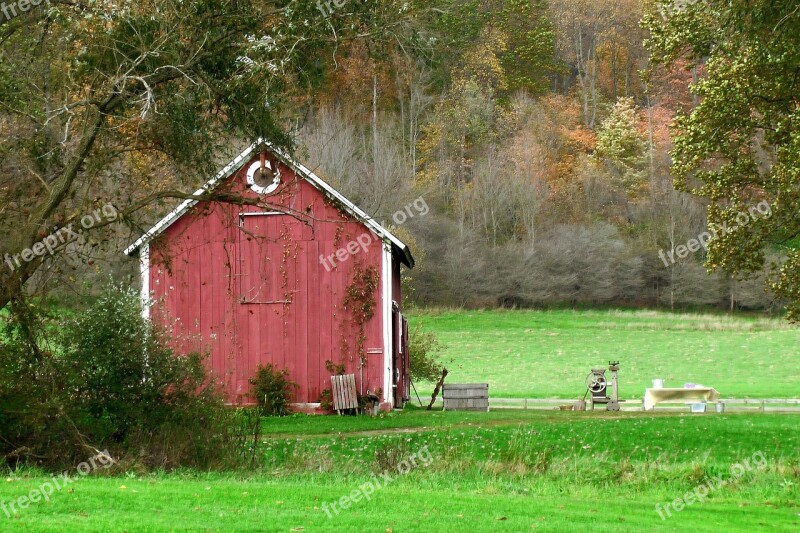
[1,410,798,532]
[410,308,800,399]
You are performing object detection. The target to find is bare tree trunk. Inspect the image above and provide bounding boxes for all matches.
[669,191,676,311]
[646,93,656,197]
[610,47,618,100]
[410,89,416,178]
[574,25,598,129]
[0,100,113,310]
[373,74,379,169]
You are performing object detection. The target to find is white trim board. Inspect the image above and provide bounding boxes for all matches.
[139,242,150,320]
[382,241,394,407]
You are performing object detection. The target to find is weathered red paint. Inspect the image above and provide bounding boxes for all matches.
[145,152,408,407]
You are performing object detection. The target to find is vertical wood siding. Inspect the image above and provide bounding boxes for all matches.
[147,154,396,405]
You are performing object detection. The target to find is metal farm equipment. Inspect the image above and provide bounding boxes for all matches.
[576,361,622,411]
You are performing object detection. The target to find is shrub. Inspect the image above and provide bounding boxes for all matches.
[0,284,245,471]
[408,324,446,382]
[0,301,75,467]
[249,363,297,416]
[319,388,334,412]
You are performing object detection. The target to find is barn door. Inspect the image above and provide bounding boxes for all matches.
[402,315,410,403]
[391,307,400,406]
[392,307,409,407]
[238,213,311,304]
[235,212,313,398]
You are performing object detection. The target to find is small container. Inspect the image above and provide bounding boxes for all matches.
[652,379,664,389]
[690,402,707,413]
[715,402,725,414]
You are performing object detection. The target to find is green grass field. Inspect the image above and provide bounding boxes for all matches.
[410,308,800,399]
[2,410,798,531]
[2,308,799,531]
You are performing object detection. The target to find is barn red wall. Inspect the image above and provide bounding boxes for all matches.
[147,154,391,405]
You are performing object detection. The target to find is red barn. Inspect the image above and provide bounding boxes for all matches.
[124,142,414,411]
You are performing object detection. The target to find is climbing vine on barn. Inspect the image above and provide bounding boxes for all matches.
[340,263,380,367]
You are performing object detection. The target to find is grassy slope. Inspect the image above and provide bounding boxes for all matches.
[410,308,800,398]
[2,410,799,532]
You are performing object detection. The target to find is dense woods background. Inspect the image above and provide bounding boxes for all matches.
[1,0,795,313]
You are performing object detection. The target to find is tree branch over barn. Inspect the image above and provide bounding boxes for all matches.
[0,0,422,309]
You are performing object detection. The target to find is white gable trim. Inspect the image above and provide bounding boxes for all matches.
[123,140,414,267]
[276,146,413,266]
[123,145,256,256]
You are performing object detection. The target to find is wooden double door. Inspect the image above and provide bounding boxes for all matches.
[392,307,410,407]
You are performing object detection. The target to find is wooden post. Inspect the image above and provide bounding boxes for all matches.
[427,368,448,410]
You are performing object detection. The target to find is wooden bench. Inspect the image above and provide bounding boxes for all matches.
[331,374,359,415]
[443,383,489,412]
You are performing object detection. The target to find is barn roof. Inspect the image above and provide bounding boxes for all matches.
[123,141,414,267]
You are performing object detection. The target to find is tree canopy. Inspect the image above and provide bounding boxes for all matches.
[0,0,794,316]
[644,0,800,318]
[0,0,421,309]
